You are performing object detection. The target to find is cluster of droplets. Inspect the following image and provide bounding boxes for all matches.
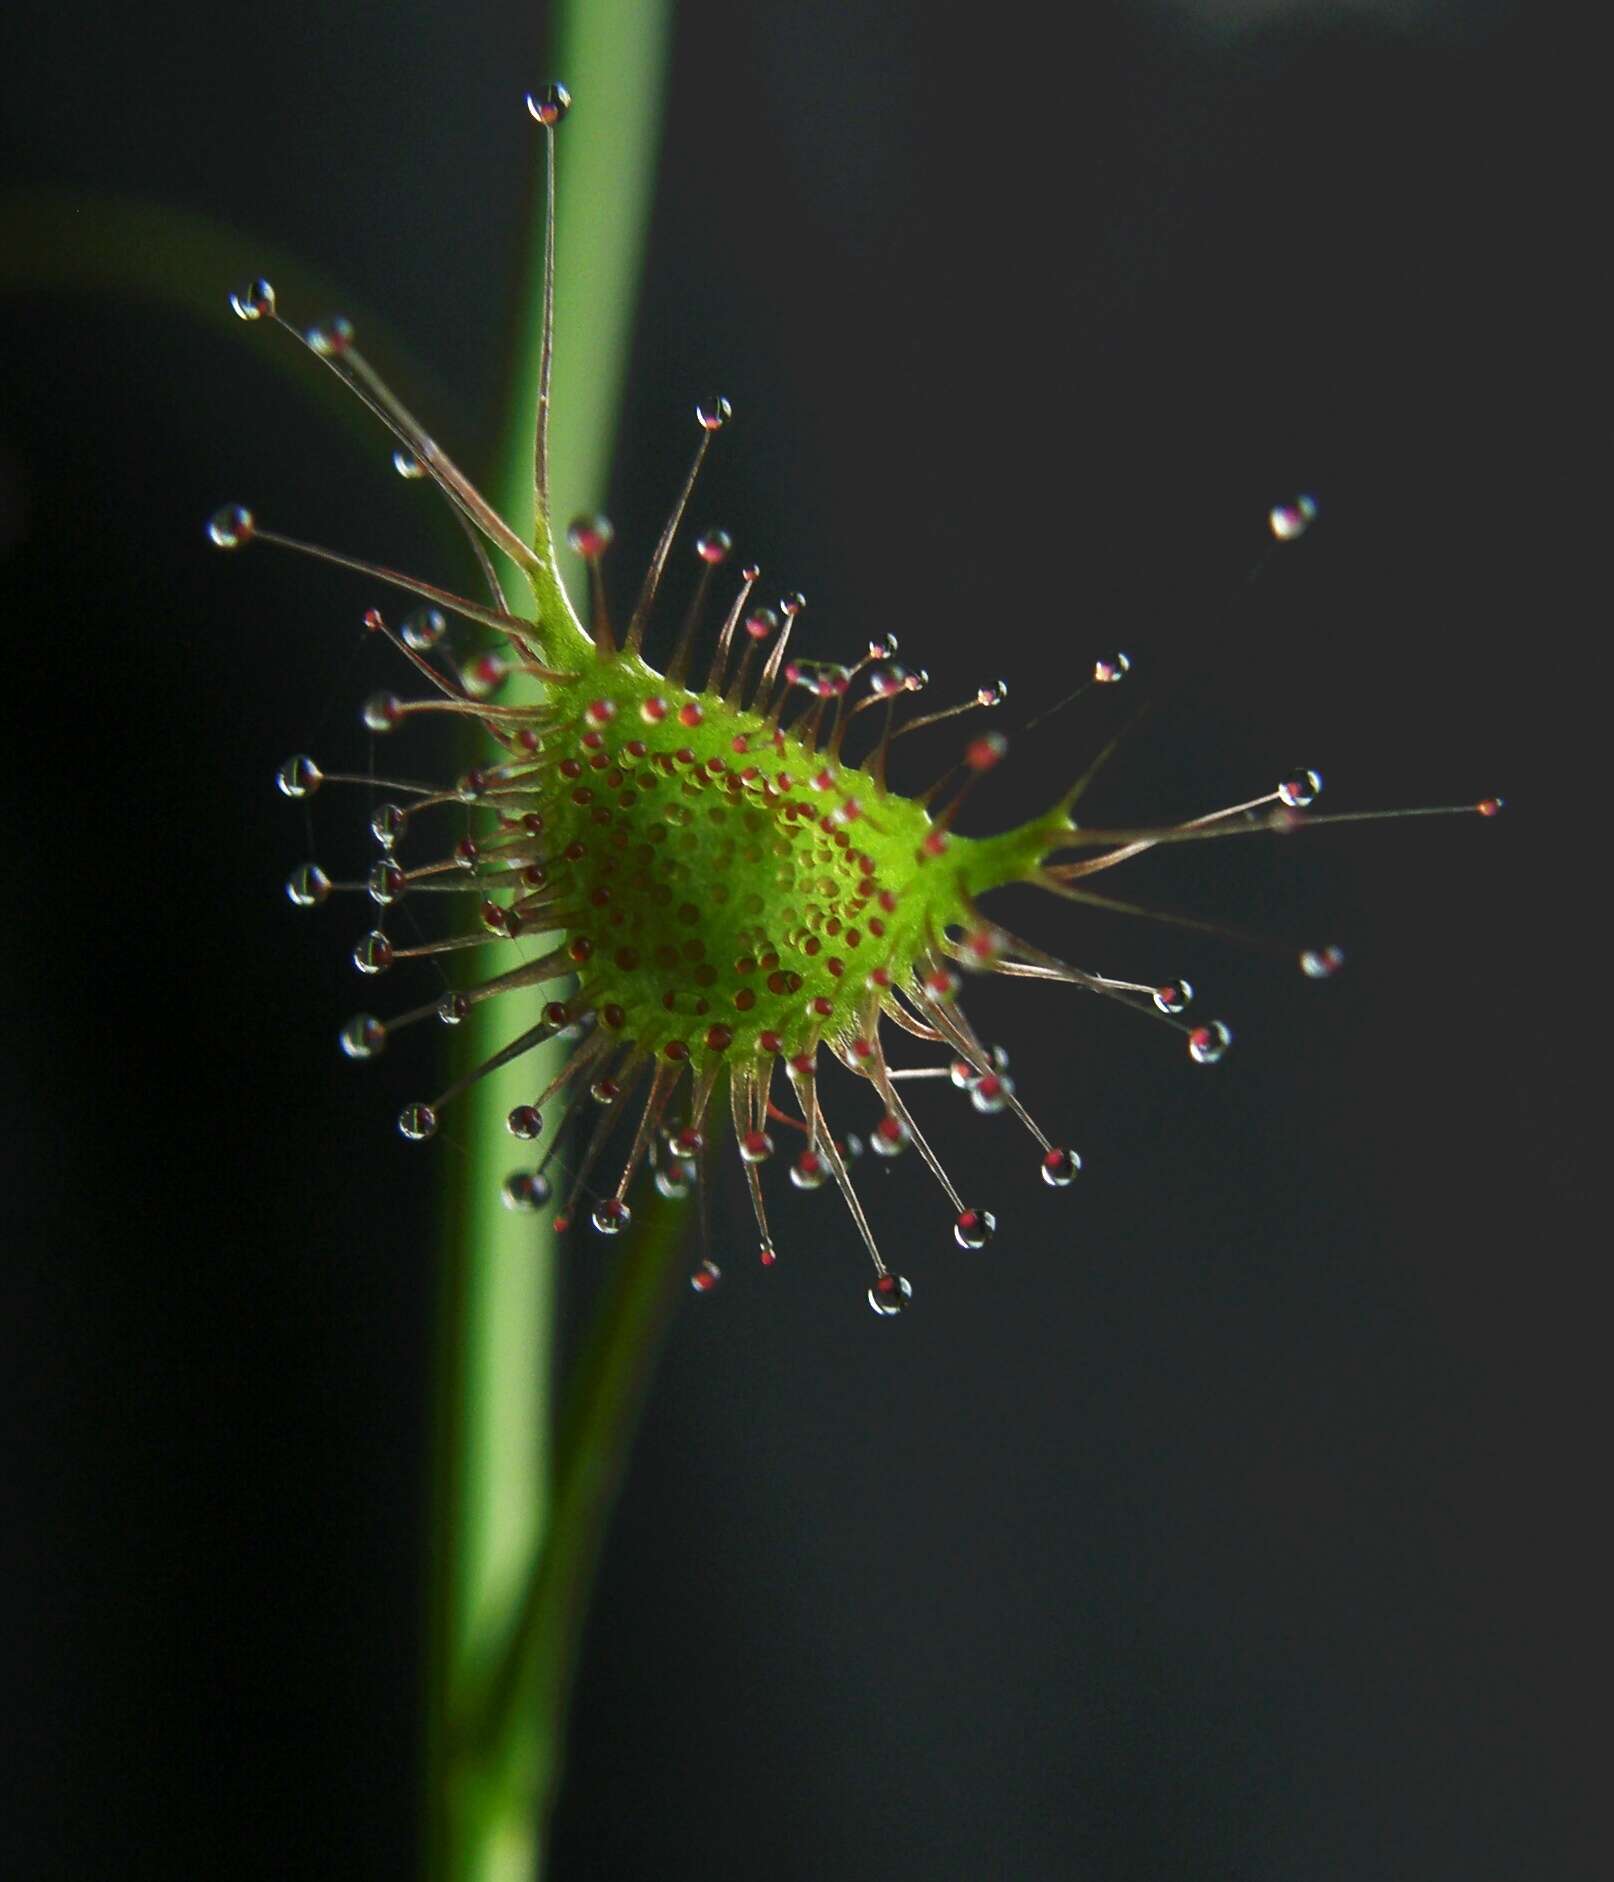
[223,83,1503,1315]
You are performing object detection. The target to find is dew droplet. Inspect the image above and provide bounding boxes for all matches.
[690,1259,721,1293]
[392,446,426,479]
[744,606,780,641]
[1093,651,1132,684]
[949,1057,980,1090]
[401,605,448,650]
[970,1072,1014,1115]
[655,1161,696,1200]
[589,1076,621,1105]
[953,1207,997,1250]
[696,395,732,431]
[501,1171,553,1211]
[361,692,402,733]
[1299,944,1346,980]
[526,81,572,125]
[229,279,276,321]
[1269,493,1319,541]
[398,1102,438,1141]
[370,803,407,848]
[965,733,1007,773]
[591,1197,631,1235]
[566,513,613,558]
[740,1128,774,1164]
[1040,1147,1082,1188]
[353,930,394,974]
[368,860,406,906]
[285,863,331,908]
[1188,1020,1233,1065]
[789,1150,827,1191]
[338,1014,387,1060]
[276,754,323,799]
[1153,978,1194,1015]
[695,527,732,564]
[207,504,254,549]
[461,651,510,700]
[1278,766,1323,809]
[507,1104,544,1139]
[437,992,470,1025]
[305,316,355,358]
[868,1272,913,1316]
[759,1245,778,1268]
[870,1114,910,1158]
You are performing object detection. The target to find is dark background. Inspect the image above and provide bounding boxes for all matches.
[1,1,1600,1877]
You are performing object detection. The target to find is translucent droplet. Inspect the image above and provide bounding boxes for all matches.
[338,1013,387,1060]
[739,1128,774,1164]
[690,1258,721,1293]
[589,1076,620,1105]
[370,803,406,848]
[276,753,323,799]
[305,315,354,357]
[1093,651,1131,684]
[789,1150,827,1191]
[437,992,470,1025]
[501,1171,552,1211]
[392,447,426,479]
[566,513,613,558]
[591,1197,631,1235]
[868,1272,913,1317]
[1153,978,1194,1015]
[368,860,406,906]
[229,279,275,321]
[1300,944,1346,980]
[1269,493,1319,541]
[285,863,331,908]
[353,930,394,974]
[398,1102,438,1141]
[206,504,254,550]
[778,591,806,618]
[655,1161,696,1200]
[695,527,732,565]
[1188,1020,1233,1065]
[361,692,402,732]
[953,1207,996,1250]
[759,1245,778,1268]
[461,651,510,700]
[870,1114,910,1158]
[744,606,780,641]
[401,606,447,651]
[841,1132,865,1163]
[526,81,572,126]
[1040,1147,1082,1188]
[949,1057,980,1090]
[970,1072,1014,1115]
[1278,766,1323,810]
[507,1105,544,1140]
[696,395,733,431]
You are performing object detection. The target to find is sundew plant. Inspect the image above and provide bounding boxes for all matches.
[216,91,1500,1314]
[208,45,1501,1882]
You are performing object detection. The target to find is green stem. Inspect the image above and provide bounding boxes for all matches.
[430,8,672,1881]
[456,1193,691,1832]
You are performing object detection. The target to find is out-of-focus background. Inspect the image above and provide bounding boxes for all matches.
[1,2,1598,1877]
